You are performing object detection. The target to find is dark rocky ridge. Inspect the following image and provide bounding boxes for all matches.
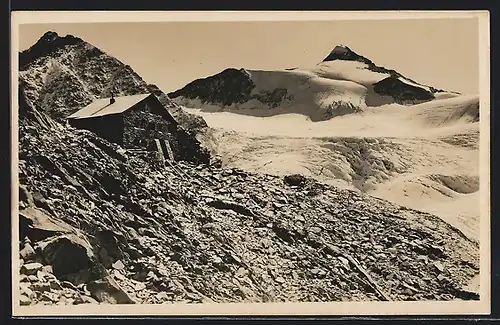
[168,68,295,109]
[373,76,435,103]
[322,45,375,66]
[18,88,480,305]
[169,68,256,106]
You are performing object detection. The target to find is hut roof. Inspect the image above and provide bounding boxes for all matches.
[68,93,152,119]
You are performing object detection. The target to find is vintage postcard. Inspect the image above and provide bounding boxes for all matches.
[11,11,490,316]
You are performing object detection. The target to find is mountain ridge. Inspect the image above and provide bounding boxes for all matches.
[320,45,446,93]
[168,44,458,121]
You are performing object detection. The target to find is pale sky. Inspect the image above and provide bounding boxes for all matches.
[18,19,479,95]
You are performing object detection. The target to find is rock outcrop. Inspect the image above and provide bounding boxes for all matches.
[373,76,434,104]
[322,45,375,66]
[169,68,256,106]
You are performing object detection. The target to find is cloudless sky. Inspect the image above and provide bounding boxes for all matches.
[19,18,479,95]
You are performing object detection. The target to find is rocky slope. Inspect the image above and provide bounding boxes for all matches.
[169,45,459,121]
[19,31,214,165]
[17,85,480,306]
[19,31,208,133]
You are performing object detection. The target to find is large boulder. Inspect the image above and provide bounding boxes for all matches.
[35,233,135,304]
[283,174,308,187]
[37,234,94,277]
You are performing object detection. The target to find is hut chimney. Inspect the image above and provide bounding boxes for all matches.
[110,92,115,104]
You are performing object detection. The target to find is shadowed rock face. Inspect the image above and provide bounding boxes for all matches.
[373,76,435,103]
[169,68,256,106]
[169,69,295,110]
[322,45,375,66]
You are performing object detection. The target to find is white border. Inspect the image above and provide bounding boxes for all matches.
[11,11,491,317]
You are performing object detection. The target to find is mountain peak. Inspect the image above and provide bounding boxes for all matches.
[322,45,374,65]
[334,44,349,51]
[32,31,83,48]
[39,31,59,43]
[20,31,84,69]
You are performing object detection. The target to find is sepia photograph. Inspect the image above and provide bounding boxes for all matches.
[11,11,490,316]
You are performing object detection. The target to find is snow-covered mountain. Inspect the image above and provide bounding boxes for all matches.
[169,45,461,121]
